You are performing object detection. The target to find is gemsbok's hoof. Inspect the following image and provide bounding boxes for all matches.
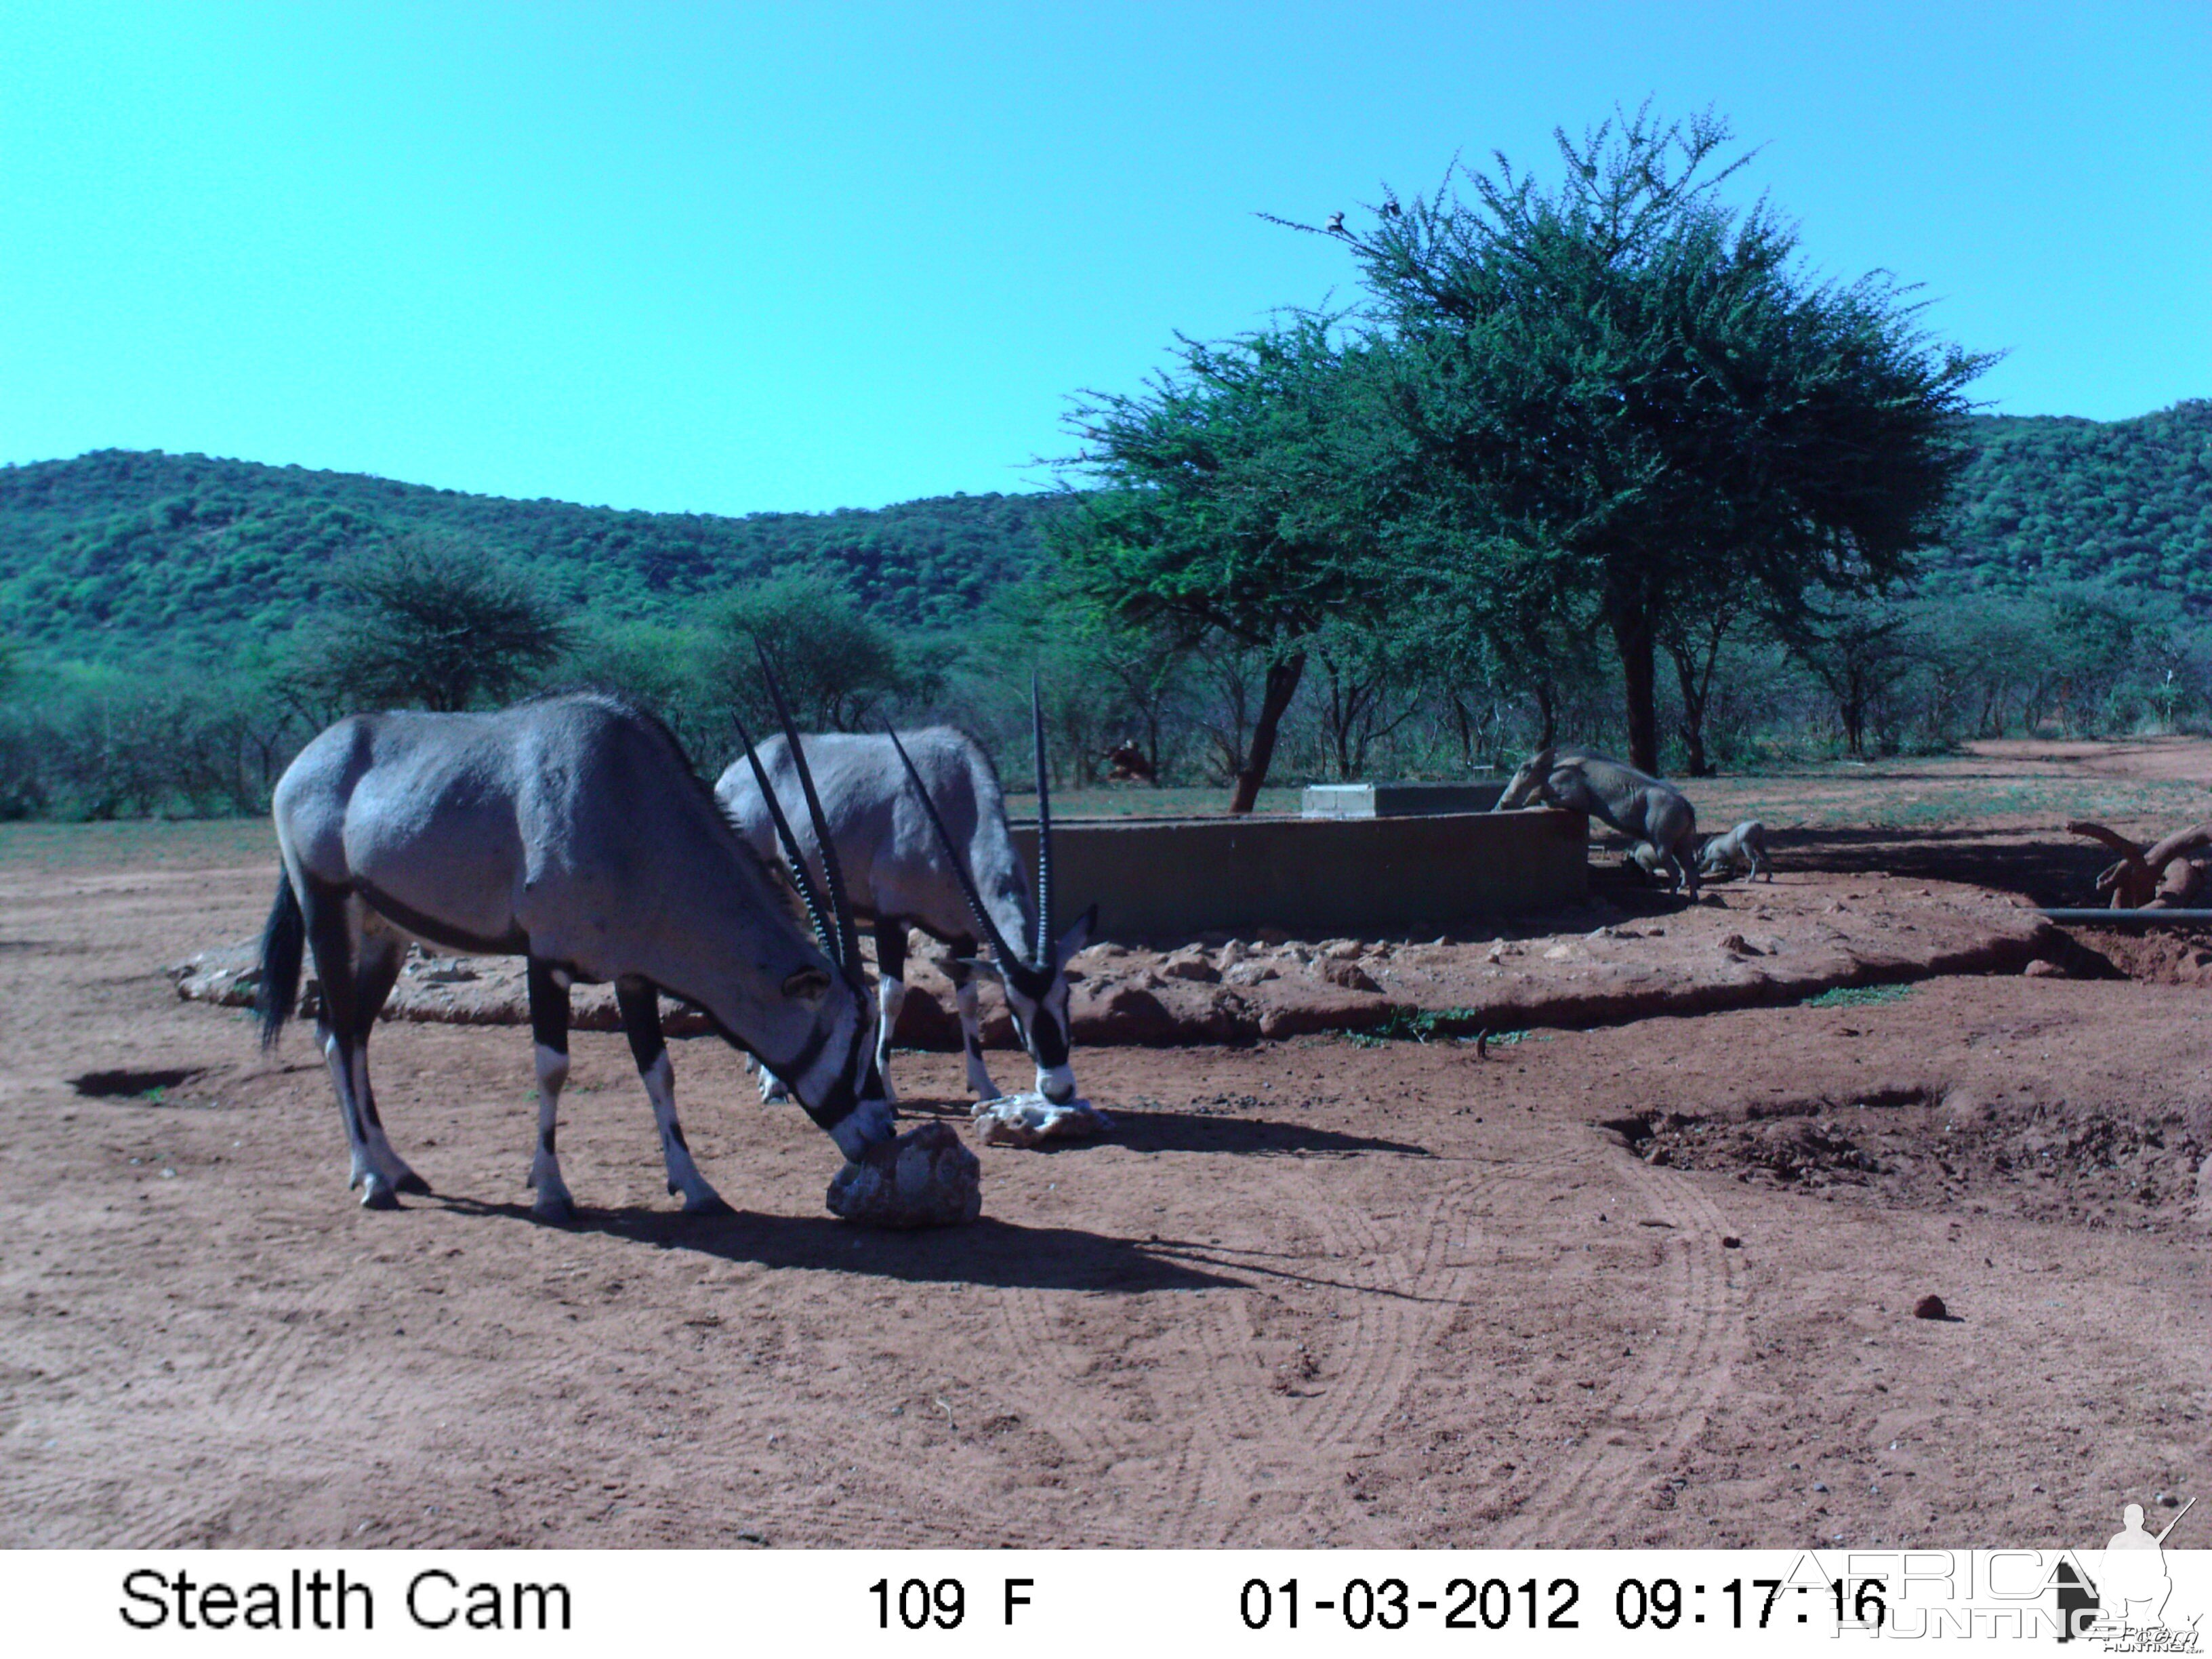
[531,1191,577,1225]
[359,1175,401,1210]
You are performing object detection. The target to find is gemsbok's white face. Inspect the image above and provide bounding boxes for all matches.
[972,909,1096,1103]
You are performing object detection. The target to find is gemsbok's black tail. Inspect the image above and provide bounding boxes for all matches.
[257,873,306,1050]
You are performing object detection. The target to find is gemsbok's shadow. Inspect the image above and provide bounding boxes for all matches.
[432,1194,1238,1293]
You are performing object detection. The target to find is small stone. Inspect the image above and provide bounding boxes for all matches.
[1319,959,1382,994]
[2023,959,2066,979]
[2160,1492,2179,1507]
[1721,1235,1742,1248]
[1159,947,1221,983]
[1913,1294,1949,1320]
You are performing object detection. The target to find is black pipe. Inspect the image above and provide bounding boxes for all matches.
[2040,908,2212,928]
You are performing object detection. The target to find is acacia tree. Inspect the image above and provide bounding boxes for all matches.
[290,534,571,714]
[1311,104,1988,773]
[1052,317,1387,812]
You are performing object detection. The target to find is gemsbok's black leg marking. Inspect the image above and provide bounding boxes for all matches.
[350,921,429,1195]
[525,957,576,1221]
[616,977,730,1215]
[296,876,386,1206]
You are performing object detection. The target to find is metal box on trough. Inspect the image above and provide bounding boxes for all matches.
[1301,781,1505,817]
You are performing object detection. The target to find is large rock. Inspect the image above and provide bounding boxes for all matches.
[825,1122,983,1228]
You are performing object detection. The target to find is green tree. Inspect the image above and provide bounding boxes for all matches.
[1782,590,1918,758]
[288,535,571,714]
[1319,103,1988,773]
[701,568,917,739]
[1053,317,1387,811]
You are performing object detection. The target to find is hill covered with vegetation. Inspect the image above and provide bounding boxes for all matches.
[1928,399,2212,600]
[0,448,1067,663]
[3,401,2207,670]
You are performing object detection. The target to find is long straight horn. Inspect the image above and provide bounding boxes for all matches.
[757,644,862,981]
[1031,672,1053,966]
[884,726,1027,970]
[731,708,838,963]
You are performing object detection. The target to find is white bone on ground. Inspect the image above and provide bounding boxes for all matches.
[970,1090,1115,1148]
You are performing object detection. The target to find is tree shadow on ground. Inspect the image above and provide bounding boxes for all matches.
[1765,826,2112,905]
[1593,826,2115,907]
[430,1193,1240,1293]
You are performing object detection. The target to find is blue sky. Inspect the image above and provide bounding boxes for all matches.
[3,2,2206,515]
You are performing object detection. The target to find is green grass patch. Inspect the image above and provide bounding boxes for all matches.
[1345,1007,1500,1046]
[1802,983,1917,1009]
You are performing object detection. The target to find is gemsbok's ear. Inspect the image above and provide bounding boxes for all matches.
[1053,903,1099,969]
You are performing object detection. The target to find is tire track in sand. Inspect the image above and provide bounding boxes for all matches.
[1489,1147,1747,1546]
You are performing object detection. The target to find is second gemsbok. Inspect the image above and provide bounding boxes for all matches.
[716,685,1094,1107]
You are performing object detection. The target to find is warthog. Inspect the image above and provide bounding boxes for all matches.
[1698,820,1772,882]
[1496,746,1700,896]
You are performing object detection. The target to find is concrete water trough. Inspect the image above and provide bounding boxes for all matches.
[1008,806,1586,942]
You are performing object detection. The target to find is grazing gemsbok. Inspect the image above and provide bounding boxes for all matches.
[716,684,1095,1106]
[1496,745,1702,897]
[257,688,893,1214]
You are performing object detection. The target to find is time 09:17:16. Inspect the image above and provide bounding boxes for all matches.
[1238,1576,1889,1632]
[1616,1578,1889,1631]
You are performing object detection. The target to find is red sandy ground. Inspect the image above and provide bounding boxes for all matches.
[3,743,2209,1549]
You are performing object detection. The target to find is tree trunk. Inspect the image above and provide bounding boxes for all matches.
[1229,653,1306,814]
[1448,694,1475,770]
[1841,667,1868,758]
[1663,619,1727,778]
[1534,680,1558,750]
[1611,606,1660,775]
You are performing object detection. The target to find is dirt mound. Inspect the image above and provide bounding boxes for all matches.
[172,870,2057,1046]
[2063,925,2212,985]
[1607,1089,2209,1232]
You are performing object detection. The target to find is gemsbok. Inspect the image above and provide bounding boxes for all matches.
[258,686,893,1214]
[716,682,1095,1106]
